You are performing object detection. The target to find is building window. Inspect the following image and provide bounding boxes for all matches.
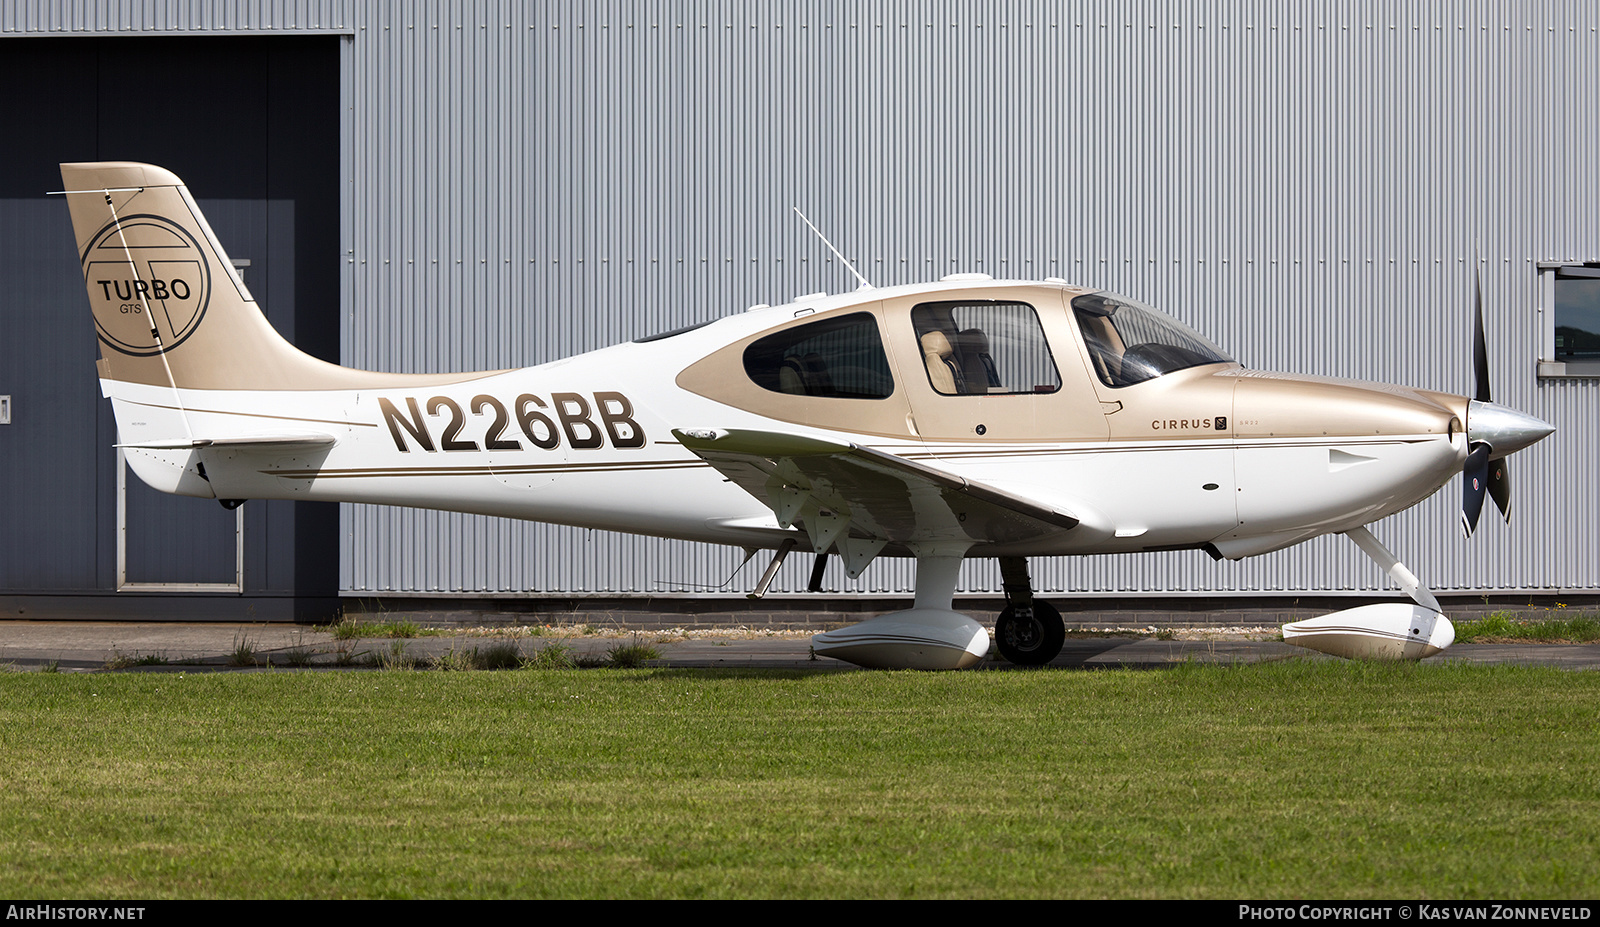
[1538,262,1600,377]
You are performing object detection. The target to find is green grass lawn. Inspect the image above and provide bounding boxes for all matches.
[1455,612,1600,644]
[1,660,1597,898]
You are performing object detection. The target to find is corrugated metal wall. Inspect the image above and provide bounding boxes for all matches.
[340,0,1600,598]
[15,1,1599,598]
[0,0,351,34]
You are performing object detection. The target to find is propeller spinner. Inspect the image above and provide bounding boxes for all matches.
[1460,270,1555,537]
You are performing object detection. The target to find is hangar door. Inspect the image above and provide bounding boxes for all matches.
[0,36,340,608]
[116,255,259,591]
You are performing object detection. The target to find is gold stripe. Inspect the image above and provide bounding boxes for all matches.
[897,436,1432,460]
[267,459,709,479]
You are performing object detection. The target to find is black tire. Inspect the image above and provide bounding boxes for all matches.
[995,600,1065,666]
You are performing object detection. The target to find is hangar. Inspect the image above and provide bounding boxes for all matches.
[2,1,1596,621]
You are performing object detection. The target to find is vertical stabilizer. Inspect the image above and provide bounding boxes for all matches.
[59,162,487,391]
[62,162,311,389]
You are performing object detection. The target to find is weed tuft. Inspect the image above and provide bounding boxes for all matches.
[523,642,575,669]
[101,650,168,669]
[428,641,524,671]
[332,637,363,666]
[475,641,523,670]
[432,647,476,672]
[324,616,365,640]
[337,618,430,639]
[281,632,316,667]
[378,639,416,670]
[382,619,421,639]
[228,635,259,667]
[607,638,661,669]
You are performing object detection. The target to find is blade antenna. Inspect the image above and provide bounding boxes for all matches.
[793,207,874,291]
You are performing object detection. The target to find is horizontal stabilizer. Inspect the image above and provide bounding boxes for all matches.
[117,433,337,451]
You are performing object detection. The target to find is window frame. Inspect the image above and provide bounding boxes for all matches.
[740,310,897,400]
[1537,261,1600,379]
[909,300,1063,398]
[1070,292,1235,389]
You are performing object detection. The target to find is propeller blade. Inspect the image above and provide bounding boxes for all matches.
[1488,457,1511,523]
[1473,266,1492,403]
[1461,442,1492,538]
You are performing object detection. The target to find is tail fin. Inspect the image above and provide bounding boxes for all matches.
[59,162,477,391]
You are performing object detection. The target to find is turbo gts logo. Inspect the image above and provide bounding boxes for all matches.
[82,215,211,357]
[95,278,194,302]
[380,391,645,453]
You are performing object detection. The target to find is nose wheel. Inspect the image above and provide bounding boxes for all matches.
[995,557,1065,665]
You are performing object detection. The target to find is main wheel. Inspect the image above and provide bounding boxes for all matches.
[995,600,1065,666]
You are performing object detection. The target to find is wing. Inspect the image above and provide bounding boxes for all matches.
[672,427,1080,576]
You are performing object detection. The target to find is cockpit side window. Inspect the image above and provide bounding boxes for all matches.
[1071,293,1233,388]
[911,301,1061,396]
[742,312,894,399]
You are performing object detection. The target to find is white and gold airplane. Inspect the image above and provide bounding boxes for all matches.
[57,161,1555,669]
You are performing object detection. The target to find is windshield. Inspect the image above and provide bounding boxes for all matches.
[1071,293,1234,387]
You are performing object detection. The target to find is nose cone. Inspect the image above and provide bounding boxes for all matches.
[1467,401,1556,457]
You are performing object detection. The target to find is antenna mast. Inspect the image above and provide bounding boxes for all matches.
[793,207,873,290]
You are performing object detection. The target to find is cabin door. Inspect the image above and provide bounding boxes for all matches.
[881,287,1108,449]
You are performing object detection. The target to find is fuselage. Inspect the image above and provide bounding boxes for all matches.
[110,278,1469,561]
[62,160,1555,668]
